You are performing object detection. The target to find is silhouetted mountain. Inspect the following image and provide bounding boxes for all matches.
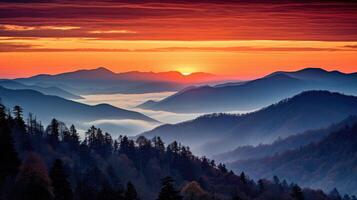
[213,116,357,163]
[0,102,342,200]
[0,86,157,133]
[142,91,357,155]
[138,68,357,113]
[0,79,82,99]
[15,67,234,95]
[228,121,357,195]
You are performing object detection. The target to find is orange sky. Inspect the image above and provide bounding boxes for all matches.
[0,1,356,78]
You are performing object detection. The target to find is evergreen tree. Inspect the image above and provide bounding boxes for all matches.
[157,176,182,200]
[124,182,139,200]
[291,185,304,200]
[49,159,73,200]
[13,105,26,133]
[240,172,247,184]
[47,119,60,147]
[69,125,80,148]
[0,103,20,186]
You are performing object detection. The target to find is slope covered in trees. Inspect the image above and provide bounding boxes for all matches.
[143,91,357,155]
[228,121,357,196]
[213,116,357,163]
[0,103,346,200]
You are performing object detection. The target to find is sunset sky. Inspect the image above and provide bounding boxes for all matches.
[0,0,357,79]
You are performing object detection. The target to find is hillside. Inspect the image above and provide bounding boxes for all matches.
[142,91,357,155]
[213,116,357,163]
[228,121,357,195]
[0,103,342,200]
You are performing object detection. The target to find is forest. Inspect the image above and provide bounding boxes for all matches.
[0,103,354,200]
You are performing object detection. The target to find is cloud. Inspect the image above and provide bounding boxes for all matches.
[0,24,80,31]
[0,1,356,41]
[82,119,159,136]
[88,30,137,34]
[1,42,355,53]
[344,45,357,48]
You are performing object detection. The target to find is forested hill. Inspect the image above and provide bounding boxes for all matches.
[228,120,357,196]
[0,103,347,200]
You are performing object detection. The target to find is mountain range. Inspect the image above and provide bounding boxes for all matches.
[15,67,236,95]
[141,91,357,155]
[227,120,357,195]
[138,68,357,113]
[0,86,157,134]
[0,79,82,99]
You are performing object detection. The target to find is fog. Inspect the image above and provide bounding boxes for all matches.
[74,92,203,136]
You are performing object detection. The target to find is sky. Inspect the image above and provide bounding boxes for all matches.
[0,0,357,79]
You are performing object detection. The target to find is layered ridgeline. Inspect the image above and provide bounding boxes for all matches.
[213,116,357,163]
[0,103,347,200]
[0,86,157,135]
[142,91,357,156]
[138,68,357,113]
[15,67,235,95]
[227,121,357,196]
[0,79,82,99]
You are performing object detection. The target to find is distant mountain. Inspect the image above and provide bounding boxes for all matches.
[0,79,82,99]
[138,68,357,113]
[213,115,357,163]
[141,91,357,156]
[227,121,357,195]
[15,67,235,95]
[0,86,157,134]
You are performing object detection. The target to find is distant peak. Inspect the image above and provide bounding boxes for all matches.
[92,67,114,73]
[296,68,328,73]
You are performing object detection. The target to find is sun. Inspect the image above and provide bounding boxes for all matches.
[176,67,196,76]
[181,72,192,76]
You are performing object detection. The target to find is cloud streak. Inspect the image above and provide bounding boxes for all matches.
[1,42,356,52]
[0,1,356,41]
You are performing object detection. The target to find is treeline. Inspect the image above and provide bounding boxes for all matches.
[0,103,345,200]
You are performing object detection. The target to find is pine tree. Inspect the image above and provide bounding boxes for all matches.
[157,177,182,200]
[240,172,247,184]
[47,119,60,148]
[13,105,26,133]
[49,159,73,200]
[0,103,20,186]
[124,182,139,200]
[291,185,304,200]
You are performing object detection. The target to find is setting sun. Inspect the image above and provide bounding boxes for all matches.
[176,67,196,76]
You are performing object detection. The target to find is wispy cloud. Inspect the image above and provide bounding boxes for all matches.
[1,24,80,31]
[0,1,356,41]
[1,42,355,53]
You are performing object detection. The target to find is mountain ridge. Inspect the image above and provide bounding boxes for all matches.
[138,68,357,113]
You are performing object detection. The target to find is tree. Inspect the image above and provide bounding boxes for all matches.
[69,125,80,148]
[157,176,182,200]
[291,185,304,200]
[0,103,20,186]
[13,105,26,133]
[14,153,54,200]
[47,119,60,147]
[124,182,139,200]
[240,172,247,184]
[49,159,73,200]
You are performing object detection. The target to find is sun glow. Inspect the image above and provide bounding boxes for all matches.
[181,72,192,76]
[177,67,196,76]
